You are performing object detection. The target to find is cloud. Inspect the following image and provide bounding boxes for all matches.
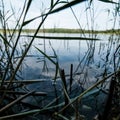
[1,0,119,30]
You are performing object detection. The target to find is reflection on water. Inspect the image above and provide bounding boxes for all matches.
[16,33,120,86]
[2,33,119,119]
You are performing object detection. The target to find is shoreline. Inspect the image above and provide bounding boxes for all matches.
[0,28,120,34]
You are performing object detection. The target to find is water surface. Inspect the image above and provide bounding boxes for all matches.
[17,33,120,85]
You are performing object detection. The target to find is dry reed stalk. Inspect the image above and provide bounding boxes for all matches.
[57,69,120,114]
[0,90,47,96]
[0,90,35,113]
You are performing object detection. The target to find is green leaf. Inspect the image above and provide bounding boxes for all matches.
[98,0,118,4]
[25,0,33,15]
[90,0,93,5]
[56,113,69,120]
[50,0,86,14]
[22,18,35,26]
[22,0,33,26]
[54,62,59,80]
[49,41,59,80]
[35,46,59,80]
[35,46,56,65]
[22,0,86,26]
[51,0,54,8]
[83,88,100,98]
[22,15,42,26]
[22,35,99,40]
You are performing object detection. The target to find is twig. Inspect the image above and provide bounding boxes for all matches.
[0,90,35,113]
[0,90,47,96]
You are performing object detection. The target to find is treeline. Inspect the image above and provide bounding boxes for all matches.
[0,28,120,34]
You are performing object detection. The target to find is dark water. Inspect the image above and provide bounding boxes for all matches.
[12,33,120,119]
[17,33,119,82]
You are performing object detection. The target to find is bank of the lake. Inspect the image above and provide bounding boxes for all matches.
[0,28,120,34]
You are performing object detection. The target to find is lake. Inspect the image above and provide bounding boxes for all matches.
[16,33,119,83]
[6,33,120,119]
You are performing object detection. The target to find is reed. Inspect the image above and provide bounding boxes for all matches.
[0,0,119,119]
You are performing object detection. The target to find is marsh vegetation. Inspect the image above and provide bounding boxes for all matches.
[0,0,120,120]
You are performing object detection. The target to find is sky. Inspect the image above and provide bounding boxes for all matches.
[0,0,120,30]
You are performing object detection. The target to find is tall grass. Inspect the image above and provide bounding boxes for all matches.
[0,0,120,119]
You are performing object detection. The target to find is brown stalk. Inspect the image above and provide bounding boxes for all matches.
[0,90,47,96]
[0,90,35,113]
